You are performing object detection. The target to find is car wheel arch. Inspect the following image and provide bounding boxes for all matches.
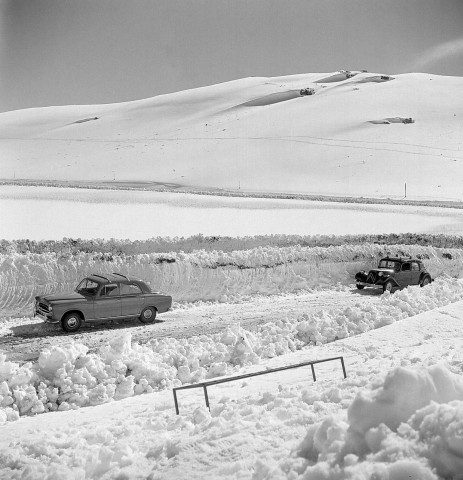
[383,278,398,292]
[420,274,432,286]
[61,309,85,322]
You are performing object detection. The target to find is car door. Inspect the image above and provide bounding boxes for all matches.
[120,283,144,317]
[396,262,412,287]
[93,283,121,319]
[410,262,421,285]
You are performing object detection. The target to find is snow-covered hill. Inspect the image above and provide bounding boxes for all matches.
[1,71,462,200]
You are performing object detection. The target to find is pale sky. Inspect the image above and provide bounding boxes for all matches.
[1,0,463,113]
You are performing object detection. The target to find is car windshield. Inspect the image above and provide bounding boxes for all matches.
[378,260,400,271]
[76,278,99,296]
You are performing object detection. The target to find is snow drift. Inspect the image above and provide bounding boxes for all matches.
[294,364,463,479]
[1,242,462,313]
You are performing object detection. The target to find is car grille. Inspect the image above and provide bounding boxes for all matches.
[366,272,377,284]
[38,302,50,312]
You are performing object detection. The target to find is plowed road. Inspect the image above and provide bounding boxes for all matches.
[0,288,380,363]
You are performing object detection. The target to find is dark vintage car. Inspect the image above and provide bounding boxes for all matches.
[34,273,172,332]
[355,257,432,293]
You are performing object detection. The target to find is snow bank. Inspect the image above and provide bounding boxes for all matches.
[2,275,463,422]
[0,325,260,421]
[1,242,461,311]
[348,364,463,435]
[292,364,463,479]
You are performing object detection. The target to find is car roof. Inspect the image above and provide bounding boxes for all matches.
[380,257,422,263]
[87,273,144,284]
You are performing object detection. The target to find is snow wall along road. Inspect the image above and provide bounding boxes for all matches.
[1,244,462,314]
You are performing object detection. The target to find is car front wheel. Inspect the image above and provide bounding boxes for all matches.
[383,280,394,293]
[61,312,82,332]
[140,306,157,324]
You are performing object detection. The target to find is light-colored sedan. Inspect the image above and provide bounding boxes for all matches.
[34,273,172,332]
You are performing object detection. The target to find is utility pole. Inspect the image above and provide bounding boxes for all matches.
[404,182,407,198]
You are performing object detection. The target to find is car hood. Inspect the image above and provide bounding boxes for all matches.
[40,292,88,302]
[370,268,395,274]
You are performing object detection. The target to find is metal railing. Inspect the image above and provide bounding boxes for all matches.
[173,355,346,414]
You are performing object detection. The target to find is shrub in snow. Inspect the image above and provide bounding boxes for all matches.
[4,233,463,256]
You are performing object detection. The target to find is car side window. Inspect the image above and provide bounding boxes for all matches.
[77,279,99,296]
[100,284,119,296]
[379,260,399,270]
[120,283,142,295]
[402,263,411,271]
[411,262,420,271]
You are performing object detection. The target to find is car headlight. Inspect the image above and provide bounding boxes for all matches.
[378,272,383,277]
[48,305,53,312]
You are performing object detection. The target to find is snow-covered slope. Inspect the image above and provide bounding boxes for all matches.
[1,71,462,200]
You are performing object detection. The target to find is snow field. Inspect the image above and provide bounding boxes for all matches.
[1,275,463,424]
[0,242,461,312]
[2,302,463,479]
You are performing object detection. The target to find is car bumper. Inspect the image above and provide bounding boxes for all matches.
[33,308,59,323]
[356,281,384,289]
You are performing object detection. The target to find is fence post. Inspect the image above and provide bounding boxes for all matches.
[173,389,179,415]
[340,357,347,379]
[311,363,317,382]
[203,385,210,411]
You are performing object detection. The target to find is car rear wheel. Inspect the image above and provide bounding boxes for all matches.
[140,306,157,324]
[356,284,365,290]
[420,276,431,287]
[383,280,394,293]
[61,312,82,332]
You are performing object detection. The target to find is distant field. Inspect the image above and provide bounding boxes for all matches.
[2,185,463,240]
[2,179,463,210]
